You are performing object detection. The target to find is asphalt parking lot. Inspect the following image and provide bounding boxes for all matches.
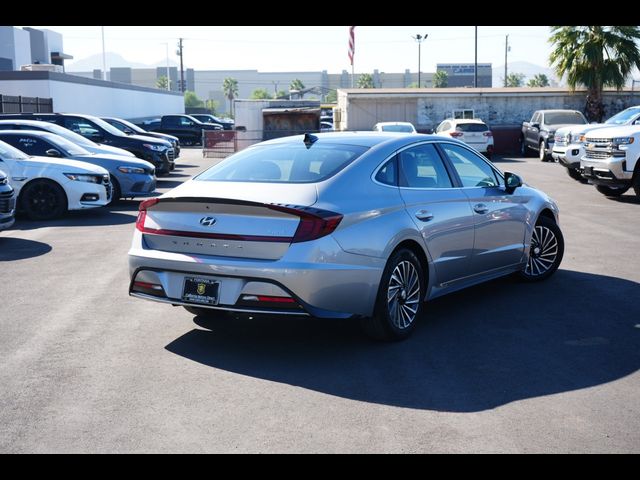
[1,147,639,453]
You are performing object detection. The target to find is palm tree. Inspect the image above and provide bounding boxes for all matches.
[289,79,305,98]
[357,73,375,89]
[549,26,640,122]
[432,70,448,88]
[222,77,239,116]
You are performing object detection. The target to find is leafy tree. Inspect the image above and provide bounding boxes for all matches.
[527,74,550,87]
[357,73,375,89]
[251,88,273,99]
[505,72,525,87]
[407,82,419,88]
[222,77,239,116]
[184,90,203,108]
[156,75,169,90]
[205,99,219,114]
[433,70,448,88]
[275,90,288,99]
[325,90,337,103]
[289,78,305,91]
[549,26,640,122]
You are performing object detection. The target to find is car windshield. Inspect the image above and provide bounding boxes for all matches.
[85,116,128,136]
[545,112,587,125]
[456,123,489,132]
[114,118,145,133]
[380,124,414,132]
[196,141,368,183]
[45,134,91,156]
[0,139,29,160]
[38,122,98,148]
[605,107,640,125]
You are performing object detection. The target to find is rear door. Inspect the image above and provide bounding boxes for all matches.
[439,142,527,275]
[396,142,475,285]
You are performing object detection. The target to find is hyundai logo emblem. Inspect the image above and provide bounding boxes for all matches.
[200,216,217,227]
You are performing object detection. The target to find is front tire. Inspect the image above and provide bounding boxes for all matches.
[596,185,629,197]
[20,180,67,221]
[539,140,549,162]
[361,249,425,341]
[518,216,564,282]
[109,178,122,205]
[520,137,530,157]
[566,167,584,182]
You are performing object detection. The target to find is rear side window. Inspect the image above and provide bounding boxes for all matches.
[456,123,489,132]
[197,142,368,183]
[375,158,397,186]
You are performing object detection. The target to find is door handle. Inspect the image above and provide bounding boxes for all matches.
[415,210,434,221]
[473,203,489,214]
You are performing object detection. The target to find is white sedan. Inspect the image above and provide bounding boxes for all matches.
[0,140,111,220]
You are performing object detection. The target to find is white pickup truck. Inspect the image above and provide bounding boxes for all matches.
[581,124,640,198]
[552,106,640,181]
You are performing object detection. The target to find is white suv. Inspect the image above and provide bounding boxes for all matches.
[435,118,494,158]
[0,140,111,220]
[581,125,640,198]
[372,122,417,133]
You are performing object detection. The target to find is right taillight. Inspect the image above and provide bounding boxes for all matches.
[269,204,343,243]
[483,131,493,137]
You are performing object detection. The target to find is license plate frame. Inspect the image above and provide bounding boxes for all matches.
[182,277,220,305]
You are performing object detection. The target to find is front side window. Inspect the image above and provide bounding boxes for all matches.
[180,117,194,127]
[196,142,368,183]
[1,135,50,156]
[440,143,501,188]
[398,143,453,189]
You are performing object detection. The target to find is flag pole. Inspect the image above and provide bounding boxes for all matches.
[348,26,356,88]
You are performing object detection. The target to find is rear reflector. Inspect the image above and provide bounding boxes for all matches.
[131,280,166,297]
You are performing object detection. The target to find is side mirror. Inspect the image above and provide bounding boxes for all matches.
[531,123,540,130]
[504,171,523,193]
[45,149,61,157]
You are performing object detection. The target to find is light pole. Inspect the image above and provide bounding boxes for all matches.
[412,34,428,87]
[160,43,170,91]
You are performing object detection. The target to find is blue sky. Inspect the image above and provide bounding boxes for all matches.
[27,26,554,73]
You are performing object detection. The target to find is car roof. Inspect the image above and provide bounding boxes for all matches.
[0,119,55,126]
[375,121,414,126]
[539,109,582,114]
[445,118,486,124]
[0,129,59,139]
[253,131,456,149]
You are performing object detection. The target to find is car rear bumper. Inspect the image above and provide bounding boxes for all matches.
[128,233,385,318]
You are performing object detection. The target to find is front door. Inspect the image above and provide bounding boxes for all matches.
[397,142,476,285]
[439,143,527,275]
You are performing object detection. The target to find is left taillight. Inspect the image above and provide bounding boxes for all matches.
[136,197,160,232]
[268,204,343,243]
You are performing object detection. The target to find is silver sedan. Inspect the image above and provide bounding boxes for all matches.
[129,132,564,340]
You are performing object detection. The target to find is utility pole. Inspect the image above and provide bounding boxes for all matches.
[504,35,509,87]
[474,26,478,88]
[412,33,428,87]
[272,81,279,97]
[177,38,185,92]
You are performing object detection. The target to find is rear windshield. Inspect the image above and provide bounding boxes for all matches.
[196,141,368,183]
[545,112,587,125]
[456,123,489,132]
[380,124,414,132]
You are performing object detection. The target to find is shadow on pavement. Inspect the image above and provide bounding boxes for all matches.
[13,208,136,230]
[166,270,640,413]
[492,156,528,163]
[0,237,52,261]
[156,179,185,189]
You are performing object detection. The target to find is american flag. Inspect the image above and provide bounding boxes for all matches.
[348,26,356,66]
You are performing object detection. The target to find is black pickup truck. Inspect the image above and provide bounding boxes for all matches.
[521,109,587,161]
[150,115,222,146]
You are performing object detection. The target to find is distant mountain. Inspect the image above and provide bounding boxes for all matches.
[493,61,561,87]
[67,52,178,72]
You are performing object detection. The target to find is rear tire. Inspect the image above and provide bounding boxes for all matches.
[518,216,564,282]
[20,180,67,221]
[633,173,640,198]
[596,185,629,197]
[361,248,425,341]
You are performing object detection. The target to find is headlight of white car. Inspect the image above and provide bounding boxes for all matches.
[612,137,635,149]
[64,173,103,183]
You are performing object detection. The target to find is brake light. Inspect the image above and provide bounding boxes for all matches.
[269,204,343,243]
[450,131,464,137]
[483,131,493,137]
[136,197,160,232]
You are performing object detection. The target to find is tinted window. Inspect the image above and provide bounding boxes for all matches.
[381,124,414,133]
[64,117,102,138]
[456,123,489,132]
[0,135,51,156]
[108,119,134,134]
[544,112,586,125]
[180,117,195,127]
[197,142,368,183]
[399,143,452,189]
[163,116,179,127]
[375,158,397,186]
[440,143,500,188]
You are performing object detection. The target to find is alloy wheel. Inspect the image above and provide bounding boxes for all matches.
[387,260,421,329]
[525,225,559,277]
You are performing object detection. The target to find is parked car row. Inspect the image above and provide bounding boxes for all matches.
[0,112,189,224]
[534,106,640,199]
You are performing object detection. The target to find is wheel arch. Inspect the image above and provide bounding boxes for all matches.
[387,238,431,291]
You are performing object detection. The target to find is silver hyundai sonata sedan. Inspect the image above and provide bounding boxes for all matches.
[129,132,564,340]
